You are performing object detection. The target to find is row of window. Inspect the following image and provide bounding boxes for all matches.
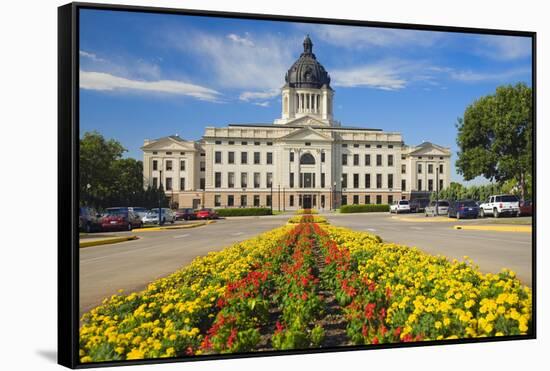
[342,154,394,167]
[214,172,273,189]
[152,159,207,172]
[214,140,273,146]
[342,143,395,149]
[215,194,272,207]
[417,163,445,174]
[417,179,445,192]
[215,151,273,165]
[342,173,397,189]
[341,194,389,206]
[152,159,185,172]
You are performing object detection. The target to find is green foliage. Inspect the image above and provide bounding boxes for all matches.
[215,208,272,217]
[339,204,390,213]
[79,131,169,209]
[436,182,526,202]
[456,83,532,199]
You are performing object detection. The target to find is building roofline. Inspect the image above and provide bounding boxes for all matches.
[226,123,384,132]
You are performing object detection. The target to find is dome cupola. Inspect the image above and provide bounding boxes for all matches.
[285,35,331,89]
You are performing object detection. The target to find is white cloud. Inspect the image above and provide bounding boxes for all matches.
[331,60,429,90]
[171,30,297,92]
[449,67,531,82]
[477,35,532,60]
[253,101,270,107]
[227,33,255,47]
[239,89,280,102]
[300,24,441,49]
[80,71,221,101]
[79,50,105,62]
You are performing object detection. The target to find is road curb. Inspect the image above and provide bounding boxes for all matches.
[453,225,532,233]
[392,216,455,223]
[79,235,138,248]
[133,221,213,232]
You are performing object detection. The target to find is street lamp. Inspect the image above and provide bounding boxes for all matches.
[159,168,163,226]
[270,182,273,214]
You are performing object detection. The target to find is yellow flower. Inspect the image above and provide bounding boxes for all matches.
[434,321,442,329]
[443,318,451,326]
[126,348,145,360]
[80,356,92,363]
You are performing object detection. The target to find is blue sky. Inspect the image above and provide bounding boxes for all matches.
[79,9,532,184]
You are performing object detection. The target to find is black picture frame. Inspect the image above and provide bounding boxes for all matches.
[58,2,536,369]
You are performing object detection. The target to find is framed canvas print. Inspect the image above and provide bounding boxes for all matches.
[58,2,536,368]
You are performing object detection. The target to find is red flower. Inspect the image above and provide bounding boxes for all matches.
[379,325,387,336]
[186,346,194,356]
[379,307,386,320]
[227,328,238,349]
[301,292,308,301]
[365,303,376,320]
[385,287,392,299]
[372,336,379,344]
[394,327,402,337]
[362,324,368,337]
[275,320,284,334]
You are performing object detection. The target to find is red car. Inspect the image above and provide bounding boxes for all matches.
[195,208,218,220]
[519,200,533,216]
[175,208,197,221]
[101,208,143,231]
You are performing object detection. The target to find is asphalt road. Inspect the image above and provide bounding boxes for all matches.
[79,216,290,315]
[325,212,533,287]
[80,212,533,315]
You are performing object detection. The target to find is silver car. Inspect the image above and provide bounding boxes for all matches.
[142,208,176,224]
[425,200,450,217]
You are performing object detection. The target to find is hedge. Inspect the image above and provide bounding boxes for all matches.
[339,204,390,213]
[216,207,272,217]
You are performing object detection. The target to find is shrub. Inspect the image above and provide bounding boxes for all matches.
[216,208,272,217]
[339,204,390,213]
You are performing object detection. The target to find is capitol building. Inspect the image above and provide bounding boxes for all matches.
[142,36,451,210]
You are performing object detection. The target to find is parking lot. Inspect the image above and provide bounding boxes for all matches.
[79,212,533,315]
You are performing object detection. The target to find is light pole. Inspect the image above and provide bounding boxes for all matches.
[435,166,440,215]
[270,182,273,214]
[277,184,281,212]
[159,169,163,226]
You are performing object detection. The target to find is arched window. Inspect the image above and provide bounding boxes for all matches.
[300,153,316,165]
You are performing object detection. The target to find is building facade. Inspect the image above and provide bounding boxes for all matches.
[142,36,451,210]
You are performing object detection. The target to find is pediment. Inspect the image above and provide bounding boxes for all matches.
[142,136,196,151]
[284,115,329,127]
[279,126,333,142]
[409,142,450,156]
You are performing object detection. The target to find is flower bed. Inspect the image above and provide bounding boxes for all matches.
[287,215,328,224]
[79,225,292,362]
[80,216,532,362]
[295,209,319,215]
[319,225,532,343]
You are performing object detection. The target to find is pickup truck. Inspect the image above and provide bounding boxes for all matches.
[479,194,520,218]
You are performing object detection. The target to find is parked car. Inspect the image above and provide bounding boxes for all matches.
[425,200,450,217]
[409,198,430,213]
[195,208,219,220]
[389,200,410,214]
[175,208,197,221]
[479,194,520,218]
[130,207,149,220]
[519,200,533,216]
[101,208,143,231]
[448,200,479,219]
[142,208,176,224]
[79,206,101,233]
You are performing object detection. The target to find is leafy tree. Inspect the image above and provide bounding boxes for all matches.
[456,83,532,200]
[80,131,168,209]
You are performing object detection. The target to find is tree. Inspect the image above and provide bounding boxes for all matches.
[80,131,168,209]
[456,83,532,200]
